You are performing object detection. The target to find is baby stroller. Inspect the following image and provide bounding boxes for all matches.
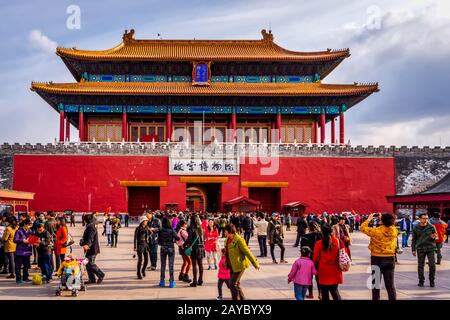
[55,257,88,297]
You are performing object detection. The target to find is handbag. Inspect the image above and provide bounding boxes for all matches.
[337,238,351,272]
[63,233,75,247]
[184,235,199,257]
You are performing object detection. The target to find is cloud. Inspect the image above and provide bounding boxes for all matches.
[28,29,58,53]
[324,2,450,146]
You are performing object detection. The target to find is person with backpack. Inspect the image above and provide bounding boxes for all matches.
[360,213,398,300]
[54,216,69,272]
[158,216,180,288]
[313,223,344,300]
[267,213,287,264]
[176,220,192,283]
[430,212,448,265]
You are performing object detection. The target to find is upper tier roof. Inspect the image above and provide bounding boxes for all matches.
[31,81,379,96]
[56,29,350,62]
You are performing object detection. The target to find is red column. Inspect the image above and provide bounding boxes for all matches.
[79,111,84,142]
[339,112,345,144]
[276,112,281,142]
[320,112,326,144]
[122,112,128,142]
[59,111,65,142]
[231,112,236,142]
[331,117,336,144]
[65,115,70,141]
[166,112,172,142]
[313,119,318,143]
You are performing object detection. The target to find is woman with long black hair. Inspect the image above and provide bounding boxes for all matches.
[185,214,205,287]
[303,221,322,299]
[313,223,343,300]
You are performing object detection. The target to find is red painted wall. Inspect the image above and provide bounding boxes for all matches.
[13,155,395,214]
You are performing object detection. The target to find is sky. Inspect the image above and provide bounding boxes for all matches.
[1,0,450,146]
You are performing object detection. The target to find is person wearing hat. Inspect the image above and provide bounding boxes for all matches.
[134,215,151,279]
[267,213,287,264]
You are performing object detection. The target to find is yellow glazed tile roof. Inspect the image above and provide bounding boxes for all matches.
[31,81,379,96]
[56,29,350,62]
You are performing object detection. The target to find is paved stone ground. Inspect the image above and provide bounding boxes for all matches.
[0,225,449,300]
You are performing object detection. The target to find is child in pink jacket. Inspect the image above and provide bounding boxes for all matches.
[288,247,317,300]
[217,248,231,300]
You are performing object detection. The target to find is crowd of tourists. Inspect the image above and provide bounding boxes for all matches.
[0,208,448,301]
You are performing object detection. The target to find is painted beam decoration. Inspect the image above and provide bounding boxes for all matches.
[59,104,343,114]
[169,157,239,175]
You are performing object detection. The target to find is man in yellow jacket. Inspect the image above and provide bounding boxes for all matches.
[361,213,398,301]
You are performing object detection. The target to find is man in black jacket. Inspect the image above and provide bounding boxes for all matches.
[241,213,254,245]
[145,211,161,271]
[294,215,307,247]
[81,214,105,284]
[35,223,53,283]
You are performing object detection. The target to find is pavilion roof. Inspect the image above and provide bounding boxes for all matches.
[0,189,35,201]
[31,81,379,97]
[421,172,450,194]
[223,195,261,206]
[386,171,450,204]
[56,29,350,63]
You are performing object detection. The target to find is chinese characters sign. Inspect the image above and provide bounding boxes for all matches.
[192,62,210,85]
[169,158,239,175]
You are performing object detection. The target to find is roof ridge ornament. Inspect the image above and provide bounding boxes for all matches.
[261,29,274,42]
[123,29,135,44]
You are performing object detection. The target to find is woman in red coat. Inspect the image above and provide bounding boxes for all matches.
[54,217,69,271]
[313,223,343,300]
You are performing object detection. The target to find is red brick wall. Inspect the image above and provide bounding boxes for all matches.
[13,155,395,214]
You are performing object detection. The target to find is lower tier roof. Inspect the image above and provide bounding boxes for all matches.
[31,81,378,97]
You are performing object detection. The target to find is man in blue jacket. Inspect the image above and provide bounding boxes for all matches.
[399,214,413,248]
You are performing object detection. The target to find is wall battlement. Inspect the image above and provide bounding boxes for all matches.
[2,142,450,158]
